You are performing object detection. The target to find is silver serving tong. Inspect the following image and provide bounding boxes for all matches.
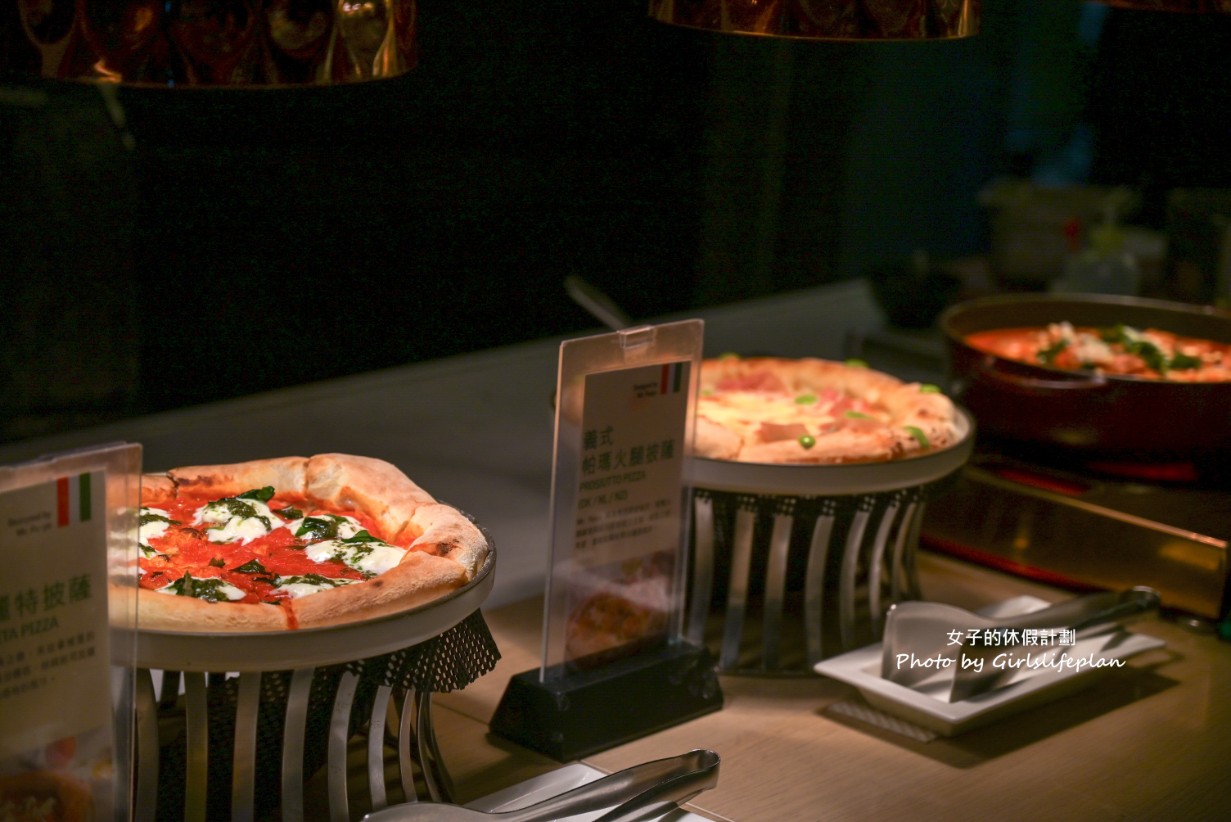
[361,749,720,821]
[881,587,1161,693]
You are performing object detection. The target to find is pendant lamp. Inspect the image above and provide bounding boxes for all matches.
[4,0,418,86]
[647,0,981,40]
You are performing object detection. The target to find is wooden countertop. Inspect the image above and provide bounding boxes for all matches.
[431,552,1231,821]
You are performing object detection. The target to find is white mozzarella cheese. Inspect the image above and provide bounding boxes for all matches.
[305,537,406,577]
[156,577,247,601]
[139,507,173,543]
[274,576,360,598]
[196,497,277,544]
[292,513,366,541]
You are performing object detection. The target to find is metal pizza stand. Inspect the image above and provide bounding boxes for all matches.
[112,547,497,822]
[685,409,975,675]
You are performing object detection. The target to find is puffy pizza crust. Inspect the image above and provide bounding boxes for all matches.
[696,357,960,464]
[133,453,489,631]
[290,550,470,628]
[158,455,308,502]
[116,583,291,631]
[304,454,435,544]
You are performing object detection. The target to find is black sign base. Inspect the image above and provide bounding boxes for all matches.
[489,641,723,762]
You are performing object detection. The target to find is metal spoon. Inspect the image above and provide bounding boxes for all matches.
[361,749,720,821]
[564,275,633,331]
[881,587,1161,688]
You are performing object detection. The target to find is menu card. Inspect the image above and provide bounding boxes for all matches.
[491,322,722,760]
[0,444,140,821]
[541,320,703,678]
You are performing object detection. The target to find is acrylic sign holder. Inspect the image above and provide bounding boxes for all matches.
[0,442,142,822]
[491,320,722,761]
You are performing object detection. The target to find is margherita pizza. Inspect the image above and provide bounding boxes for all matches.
[695,356,960,464]
[126,454,488,631]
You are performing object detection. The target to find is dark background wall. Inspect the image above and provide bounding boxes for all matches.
[4,1,1230,443]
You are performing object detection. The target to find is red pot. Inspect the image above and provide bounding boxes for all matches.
[939,293,1231,462]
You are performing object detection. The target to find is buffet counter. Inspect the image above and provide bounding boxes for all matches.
[3,280,1228,819]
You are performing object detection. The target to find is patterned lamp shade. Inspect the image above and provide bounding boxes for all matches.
[646,0,981,40]
[4,0,418,86]
[1093,1,1231,10]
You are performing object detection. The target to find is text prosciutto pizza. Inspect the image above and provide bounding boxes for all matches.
[695,357,960,464]
[129,454,488,631]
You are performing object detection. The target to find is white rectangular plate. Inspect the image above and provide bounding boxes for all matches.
[814,596,1166,737]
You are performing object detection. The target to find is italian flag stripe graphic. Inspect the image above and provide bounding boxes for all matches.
[56,473,92,527]
[660,362,683,395]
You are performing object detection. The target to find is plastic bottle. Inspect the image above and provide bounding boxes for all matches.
[1050,209,1141,296]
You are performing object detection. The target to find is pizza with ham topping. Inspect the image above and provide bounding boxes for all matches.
[125,454,488,631]
[695,357,960,464]
[0,770,92,822]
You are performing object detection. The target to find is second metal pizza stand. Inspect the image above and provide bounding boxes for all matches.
[686,411,975,675]
[112,550,497,822]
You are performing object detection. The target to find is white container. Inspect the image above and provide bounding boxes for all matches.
[980,178,1139,288]
[1051,221,1142,296]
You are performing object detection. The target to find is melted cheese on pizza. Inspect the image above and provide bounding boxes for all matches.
[695,357,959,463]
[273,575,359,598]
[153,576,247,601]
[138,508,172,553]
[304,536,405,576]
[700,386,888,443]
[196,495,279,544]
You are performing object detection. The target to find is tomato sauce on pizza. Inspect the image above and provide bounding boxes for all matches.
[138,486,410,616]
[128,455,489,631]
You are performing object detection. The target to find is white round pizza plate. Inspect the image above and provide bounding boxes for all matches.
[113,547,496,673]
[689,408,975,496]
